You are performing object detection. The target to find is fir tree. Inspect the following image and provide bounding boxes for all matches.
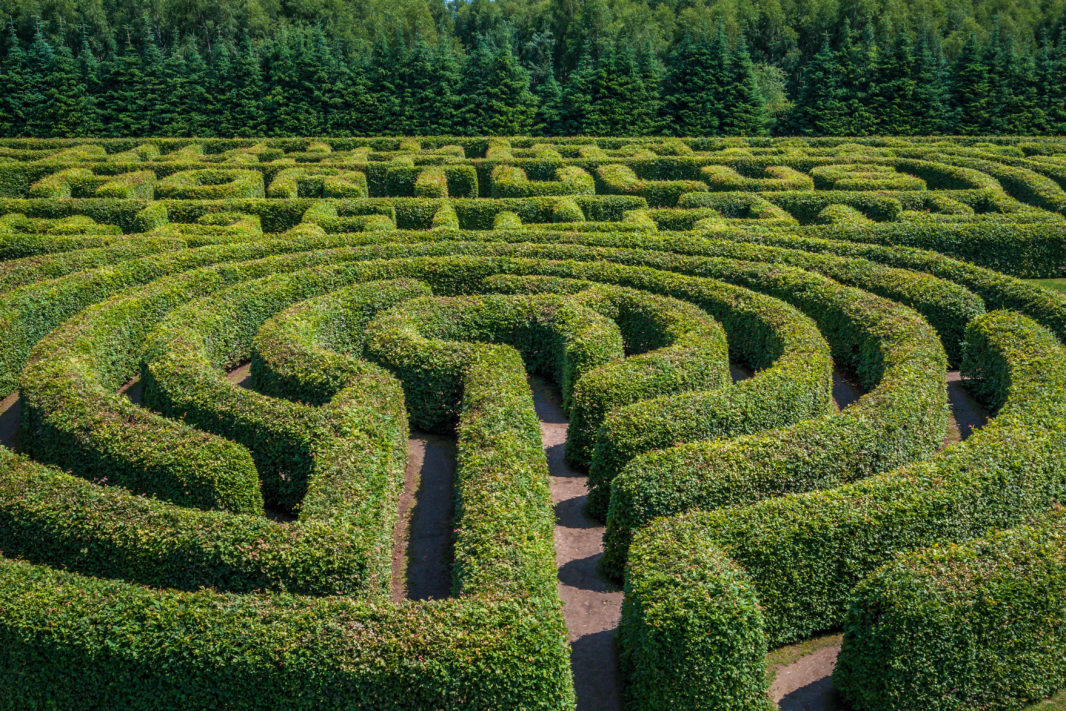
[76,33,104,135]
[951,33,992,134]
[102,33,149,137]
[911,30,950,135]
[790,36,848,135]
[41,43,90,136]
[875,31,919,134]
[662,29,730,135]
[559,45,597,134]
[139,18,167,134]
[722,37,769,136]
[230,32,266,136]
[462,38,537,135]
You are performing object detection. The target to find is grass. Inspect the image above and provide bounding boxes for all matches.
[1030,278,1066,295]
[764,635,1064,710]
[1029,691,1066,711]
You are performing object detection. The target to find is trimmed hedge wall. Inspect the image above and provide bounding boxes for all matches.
[365,292,624,432]
[0,324,574,710]
[619,310,1066,710]
[600,266,949,577]
[834,506,1066,711]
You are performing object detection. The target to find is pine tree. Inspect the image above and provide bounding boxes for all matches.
[593,43,658,136]
[560,45,597,134]
[24,23,55,136]
[76,33,104,136]
[722,37,769,136]
[230,32,266,136]
[102,32,149,136]
[462,38,537,135]
[533,69,565,135]
[635,46,664,135]
[1036,31,1066,134]
[837,20,879,135]
[0,22,30,136]
[911,30,950,135]
[790,36,848,135]
[661,28,730,135]
[950,33,992,134]
[41,43,90,136]
[875,31,919,134]
[209,38,236,135]
[139,18,167,134]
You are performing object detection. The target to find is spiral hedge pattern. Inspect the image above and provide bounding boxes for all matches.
[0,136,1065,710]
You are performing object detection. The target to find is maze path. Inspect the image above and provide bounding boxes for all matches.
[0,136,1063,710]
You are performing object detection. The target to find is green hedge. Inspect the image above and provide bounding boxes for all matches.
[0,330,574,710]
[587,251,953,521]
[602,275,948,578]
[618,524,769,711]
[482,277,730,468]
[834,507,1066,711]
[365,292,624,432]
[619,310,1066,709]
[155,168,266,199]
[252,279,433,405]
[267,167,368,198]
[491,164,595,198]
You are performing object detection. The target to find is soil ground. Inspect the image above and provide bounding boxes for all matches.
[530,376,624,711]
[393,432,455,602]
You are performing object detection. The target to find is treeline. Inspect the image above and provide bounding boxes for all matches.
[1,5,1065,137]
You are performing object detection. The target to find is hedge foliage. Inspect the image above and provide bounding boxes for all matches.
[834,506,1066,711]
[620,310,1066,709]
[1,136,1066,709]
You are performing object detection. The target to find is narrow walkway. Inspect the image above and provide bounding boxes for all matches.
[393,432,455,602]
[832,368,864,410]
[529,376,623,711]
[768,370,990,710]
[0,391,21,448]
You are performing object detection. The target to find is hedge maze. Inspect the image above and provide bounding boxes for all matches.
[0,136,1064,710]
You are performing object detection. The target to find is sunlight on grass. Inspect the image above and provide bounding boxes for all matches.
[1030,278,1066,295]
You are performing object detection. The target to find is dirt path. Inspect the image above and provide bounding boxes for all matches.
[945,370,988,446]
[769,640,845,711]
[0,391,21,448]
[393,432,455,602]
[530,377,624,711]
[832,369,863,410]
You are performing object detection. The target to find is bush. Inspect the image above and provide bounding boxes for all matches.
[834,507,1066,711]
[620,310,1066,707]
[156,168,265,199]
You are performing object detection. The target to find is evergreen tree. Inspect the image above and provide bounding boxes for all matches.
[1036,31,1066,134]
[594,43,658,136]
[911,30,950,135]
[41,43,90,136]
[559,45,598,134]
[229,32,266,136]
[163,38,211,136]
[462,38,537,135]
[139,18,167,134]
[836,20,879,135]
[102,33,149,137]
[531,51,565,135]
[662,29,730,135]
[951,33,992,134]
[790,36,848,135]
[875,31,919,134]
[24,23,55,136]
[722,37,769,135]
[76,33,104,135]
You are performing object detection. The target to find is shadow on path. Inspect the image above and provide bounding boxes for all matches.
[394,432,455,602]
[529,376,623,711]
